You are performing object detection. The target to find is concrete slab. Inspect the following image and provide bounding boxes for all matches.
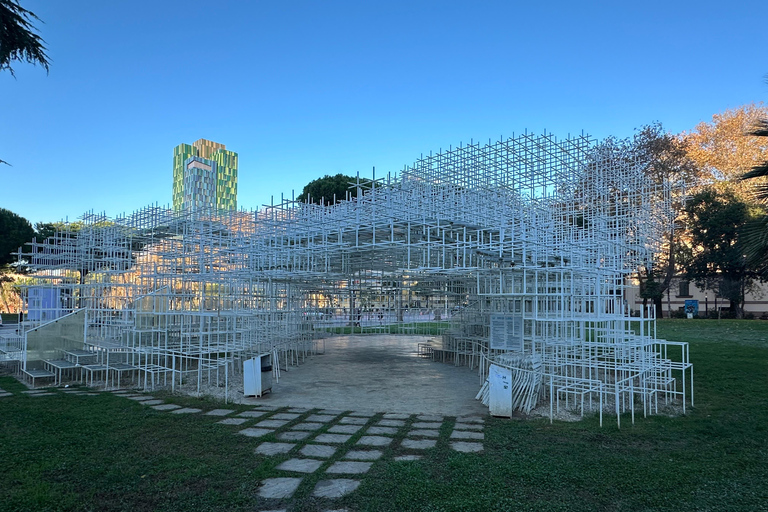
[357,436,393,447]
[407,429,440,438]
[0,393,12,397]
[314,433,352,444]
[238,428,274,438]
[255,442,295,456]
[271,413,301,420]
[378,419,405,427]
[286,407,311,413]
[343,450,382,461]
[119,394,141,398]
[151,404,182,411]
[450,430,484,440]
[394,454,423,461]
[348,412,375,418]
[217,417,249,425]
[141,400,164,406]
[276,458,323,473]
[259,477,302,499]
[171,407,202,414]
[454,423,484,431]
[328,425,362,434]
[451,441,483,453]
[401,439,437,450]
[205,409,235,416]
[416,415,444,422]
[382,413,410,419]
[22,390,46,394]
[277,431,310,441]
[254,335,488,416]
[412,422,442,429]
[457,416,485,423]
[126,395,155,401]
[237,410,267,418]
[28,393,55,397]
[83,393,99,396]
[366,426,397,435]
[290,422,324,431]
[307,414,336,422]
[62,390,85,394]
[300,444,337,458]
[256,419,289,428]
[320,409,346,415]
[250,404,280,410]
[326,461,372,474]
[339,416,368,425]
[312,479,361,498]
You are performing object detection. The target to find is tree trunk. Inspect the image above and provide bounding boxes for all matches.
[654,297,664,319]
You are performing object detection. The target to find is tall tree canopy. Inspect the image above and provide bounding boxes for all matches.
[0,208,34,265]
[0,0,49,76]
[683,188,763,318]
[298,174,358,205]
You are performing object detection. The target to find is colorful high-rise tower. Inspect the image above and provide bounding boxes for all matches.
[172,139,238,211]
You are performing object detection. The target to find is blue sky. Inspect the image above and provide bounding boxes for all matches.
[1,0,766,226]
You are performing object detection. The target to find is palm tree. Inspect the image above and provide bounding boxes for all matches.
[739,77,768,277]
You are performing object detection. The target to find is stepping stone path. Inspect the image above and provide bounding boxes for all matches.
[0,388,11,398]
[104,393,487,506]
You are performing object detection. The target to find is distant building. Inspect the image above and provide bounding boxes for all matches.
[172,139,238,211]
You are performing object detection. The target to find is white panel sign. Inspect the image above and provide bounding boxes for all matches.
[489,313,523,351]
[489,363,513,418]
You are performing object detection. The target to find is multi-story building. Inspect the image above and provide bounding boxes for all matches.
[172,139,238,211]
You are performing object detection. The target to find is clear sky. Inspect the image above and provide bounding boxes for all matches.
[1,0,766,226]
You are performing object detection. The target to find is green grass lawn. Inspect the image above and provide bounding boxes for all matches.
[1,319,767,511]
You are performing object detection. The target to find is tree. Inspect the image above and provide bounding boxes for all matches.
[298,174,358,205]
[684,103,768,197]
[682,188,763,318]
[0,0,49,77]
[0,208,34,265]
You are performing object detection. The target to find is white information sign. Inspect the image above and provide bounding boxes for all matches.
[489,363,513,418]
[489,313,523,351]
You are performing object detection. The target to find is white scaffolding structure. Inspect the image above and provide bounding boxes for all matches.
[15,131,692,424]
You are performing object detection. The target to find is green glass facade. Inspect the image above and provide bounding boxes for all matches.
[172,139,238,211]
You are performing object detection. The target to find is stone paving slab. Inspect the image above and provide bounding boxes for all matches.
[290,422,325,431]
[259,477,302,499]
[0,392,12,397]
[141,399,164,406]
[171,407,202,414]
[151,404,181,411]
[453,423,484,431]
[62,390,86,394]
[382,413,409,419]
[339,416,368,425]
[366,426,398,435]
[326,461,372,474]
[357,436,393,447]
[22,390,46,394]
[286,407,310,413]
[276,458,323,473]
[407,429,440,438]
[255,442,295,456]
[314,433,352,444]
[83,393,99,396]
[328,425,362,434]
[451,441,484,453]
[450,430,484,440]
[377,419,405,427]
[320,409,346,415]
[256,419,289,428]
[394,454,423,461]
[300,444,338,458]
[343,450,382,461]
[251,405,280,410]
[312,479,361,498]
[401,439,437,450]
[28,393,55,397]
[457,416,485,423]
[277,431,311,441]
[348,412,375,418]
[412,421,441,429]
[119,394,141,398]
[205,409,235,416]
[416,415,444,422]
[237,410,268,418]
[271,413,301,421]
[126,395,155,401]
[307,414,336,422]
[239,427,274,438]
[218,417,249,425]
